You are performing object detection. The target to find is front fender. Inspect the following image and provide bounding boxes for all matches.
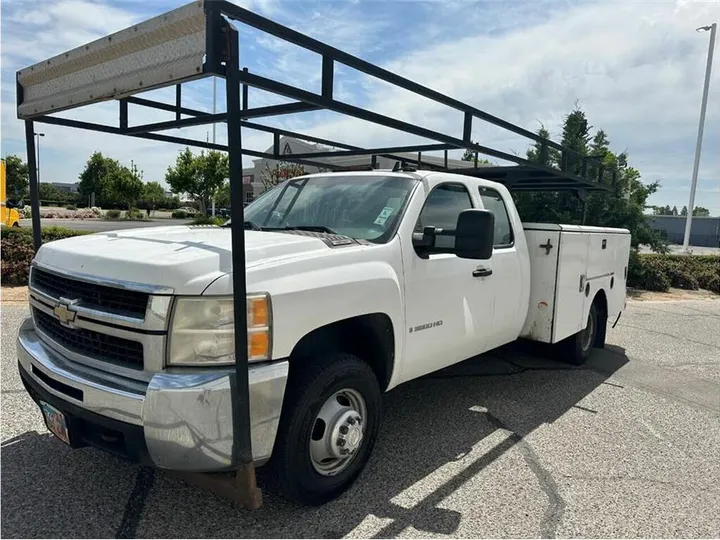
[204,261,405,386]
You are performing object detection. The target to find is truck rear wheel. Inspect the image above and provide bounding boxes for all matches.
[265,353,381,505]
[560,302,598,365]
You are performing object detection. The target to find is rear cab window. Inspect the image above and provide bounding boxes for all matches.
[478,186,514,248]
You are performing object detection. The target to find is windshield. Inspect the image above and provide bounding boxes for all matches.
[243,175,417,243]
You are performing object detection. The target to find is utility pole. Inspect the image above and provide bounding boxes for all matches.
[683,23,716,253]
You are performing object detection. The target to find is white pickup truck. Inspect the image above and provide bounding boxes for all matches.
[17,170,630,505]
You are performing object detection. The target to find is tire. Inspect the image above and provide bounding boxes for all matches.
[560,302,598,365]
[265,353,382,505]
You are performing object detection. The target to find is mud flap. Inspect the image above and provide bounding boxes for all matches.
[167,463,263,510]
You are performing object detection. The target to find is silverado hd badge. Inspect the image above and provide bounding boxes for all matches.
[409,320,443,333]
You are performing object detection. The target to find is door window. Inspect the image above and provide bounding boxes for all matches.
[478,187,514,248]
[415,183,473,249]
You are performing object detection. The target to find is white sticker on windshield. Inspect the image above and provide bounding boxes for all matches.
[374,206,395,226]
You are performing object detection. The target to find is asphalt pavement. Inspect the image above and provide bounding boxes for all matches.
[2,300,719,538]
[19,218,194,232]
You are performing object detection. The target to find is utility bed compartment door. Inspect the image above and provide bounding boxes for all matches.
[554,232,591,342]
[520,229,561,342]
[521,225,591,343]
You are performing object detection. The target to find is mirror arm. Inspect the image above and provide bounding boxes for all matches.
[433,228,457,237]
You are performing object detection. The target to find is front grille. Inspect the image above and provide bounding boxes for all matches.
[31,268,149,318]
[34,309,144,371]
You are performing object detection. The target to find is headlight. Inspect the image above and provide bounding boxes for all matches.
[167,294,272,366]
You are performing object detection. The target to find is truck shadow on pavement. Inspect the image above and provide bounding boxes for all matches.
[1,342,629,539]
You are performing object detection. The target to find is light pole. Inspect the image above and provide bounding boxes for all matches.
[683,23,716,253]
[34,132,45,184]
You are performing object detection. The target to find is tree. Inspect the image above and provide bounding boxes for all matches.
[526,126,561,166]
[215,181,231,207]
[130,160,143,182]
[260,160,306,192]
[513,124,579,224]
[460,142,492,165]
[693,206,710,217]
[681,205,688,216]
[671,205,678,216]
[560,108,592,176]
[4,155,29,200]
[514,105,666,252]
[38,183,68,202]
[141,181,165,207]
[78,152,122,207]
[107,165,144,211]
[165,148,228,214]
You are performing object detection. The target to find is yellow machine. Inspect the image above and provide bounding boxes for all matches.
[1,158,22,227]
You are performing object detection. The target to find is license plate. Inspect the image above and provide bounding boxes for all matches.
[40,401,71,445]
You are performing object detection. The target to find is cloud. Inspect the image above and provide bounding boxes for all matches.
[1,0,719,214]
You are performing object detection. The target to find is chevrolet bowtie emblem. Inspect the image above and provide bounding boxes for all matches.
[53,302,77,325]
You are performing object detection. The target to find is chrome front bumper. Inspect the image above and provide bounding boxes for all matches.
[17,317,289,471]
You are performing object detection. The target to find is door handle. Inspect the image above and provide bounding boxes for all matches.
[472,268,493,277]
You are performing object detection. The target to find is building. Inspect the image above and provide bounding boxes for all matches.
[48,181,80,194]
[242,136,480,202]
[647,215,720,247]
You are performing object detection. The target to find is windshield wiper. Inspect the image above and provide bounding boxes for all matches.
[245,221,263,231]
[224,220,263,230]
[278,225,340,234]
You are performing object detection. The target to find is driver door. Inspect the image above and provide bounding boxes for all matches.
[399,181,496,383]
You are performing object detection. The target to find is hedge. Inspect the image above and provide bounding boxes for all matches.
[191,215,227,226]
[628,252,719,294]
[1,227,92,286]
[2,226,718,295]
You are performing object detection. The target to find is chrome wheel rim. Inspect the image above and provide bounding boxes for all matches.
[309,388,367,476]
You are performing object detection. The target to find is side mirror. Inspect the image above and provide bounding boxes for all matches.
[454,209,494,260]
[412,226,437,250]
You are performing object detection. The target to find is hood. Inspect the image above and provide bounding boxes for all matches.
[33,225,332,294]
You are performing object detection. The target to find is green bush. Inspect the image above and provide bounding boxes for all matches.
[666,265,699,290]
[1,227,91,285]
[171,210,187,219]
[628,252,719,294]
[643,266,671,292]
[106,209,121,219]
[191,215,226,226]
[1,238,36,285]
[65,204,77,211]
[697,271,720,294]
[1,226,92,242]
[627,250,643,286]
[125,208,146,220]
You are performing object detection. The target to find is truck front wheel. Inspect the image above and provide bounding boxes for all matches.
[265,353,381,505]
[560,302,598,365]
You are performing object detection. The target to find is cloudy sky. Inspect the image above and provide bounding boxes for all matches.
[1,0,719,214]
